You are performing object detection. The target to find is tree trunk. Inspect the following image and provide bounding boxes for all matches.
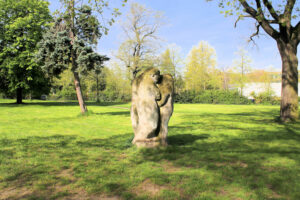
[277,40,298,121]
[16,88,23,104]
[73,71,87,113]
[69,0,87,114]
[96,75,99,103]
[241,86,243,96]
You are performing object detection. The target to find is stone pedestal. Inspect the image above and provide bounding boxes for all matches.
[133,137,167,148]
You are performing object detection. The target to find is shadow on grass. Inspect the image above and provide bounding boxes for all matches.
[1,109,300,199]
[94,111,130,116]
[0,134,135,199]
[0,101,128,107]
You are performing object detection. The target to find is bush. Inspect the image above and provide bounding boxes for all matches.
[174,90,196,103]
[175,90,252,104]
[57,85,77,100]
[0,93,6,99]
[251,91,280,105]
[96,90,131,102]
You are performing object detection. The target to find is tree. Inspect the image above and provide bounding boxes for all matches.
[81,65,106,102]
[159,44,183,93]
[185,41,217,92]
[160,49,175,75]
[93,65,105,102]
[51,68,77,100]
[117,2,164,79]
[37,2,110,113]
[220,66,231,90]
[208,0,300,121]
[0,0,52,103]
[98,63,131,102]
[232,48,252,96]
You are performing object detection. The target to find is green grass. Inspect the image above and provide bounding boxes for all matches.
[0,99,300,200]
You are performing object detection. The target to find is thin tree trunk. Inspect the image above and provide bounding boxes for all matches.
[71,44,87,113]
[16,88,22,104]
[73,71,87,113]
[96,75,99,102]
[277,40,298,121]
[69,0,87,114]
[241,86,243,96]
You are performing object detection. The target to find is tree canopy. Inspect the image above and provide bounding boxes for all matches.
[0,0,52,103]
[185,41,218,92]
[117,2,165,79]
[37,2,109,113]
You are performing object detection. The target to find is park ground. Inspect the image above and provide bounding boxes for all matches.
[0,99,300,200]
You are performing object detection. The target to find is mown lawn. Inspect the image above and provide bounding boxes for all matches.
[0,99,300,200]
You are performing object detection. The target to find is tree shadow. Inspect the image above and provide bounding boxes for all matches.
[167,133,210,146]
[0,101,128,107]
[1,107,300,199]
[94,111,130,116]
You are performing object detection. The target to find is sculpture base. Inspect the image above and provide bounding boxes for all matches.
[132,137,168,148]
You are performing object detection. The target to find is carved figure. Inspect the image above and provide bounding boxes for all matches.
[131,67,161,145]
[157,74,174,146]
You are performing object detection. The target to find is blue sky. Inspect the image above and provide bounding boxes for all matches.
[48,0,300,72]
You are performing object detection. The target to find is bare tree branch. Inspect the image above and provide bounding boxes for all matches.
[238,0,280,39]
[262,0,279,21]
[248,23,261,44]
[266,20,278,24]
[116,2,163,79]
[234,15,251,27]
[284,0,296,17]
[255,0,262,12]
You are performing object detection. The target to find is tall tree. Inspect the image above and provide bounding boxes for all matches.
[185,41,217,92]
[159,44,183,93]
[208,0,300,121]
[160,49,174,75]
[37,2,112,113]
[117,2,164,79]
[233,48,252,96]
[0,0,52,103]
[220,66,231,90]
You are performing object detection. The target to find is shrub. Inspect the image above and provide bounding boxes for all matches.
[251,91,280,105]
[174,90,196,103]
[175,90,252,104]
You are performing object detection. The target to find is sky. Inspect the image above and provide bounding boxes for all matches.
[48,0,300,72]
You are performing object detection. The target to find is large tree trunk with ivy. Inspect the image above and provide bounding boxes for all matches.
[277,40,298,121]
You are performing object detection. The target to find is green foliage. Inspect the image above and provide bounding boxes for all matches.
[49,65,131,102]
[37,5,108,79]
[185,41,220,91]
[76,5,100,44]
[59,85,77,100]
[1,100,300,199]
[232,48,252,96]
[174,90,196,103]
[251,91,280,105]
[160,48,175,76]
[98,66,131,102]
[209,0,300,20]
[175,90,251,104]
[0,0,52,99]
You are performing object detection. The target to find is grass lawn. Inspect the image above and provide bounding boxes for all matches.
[0,99,300,200]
